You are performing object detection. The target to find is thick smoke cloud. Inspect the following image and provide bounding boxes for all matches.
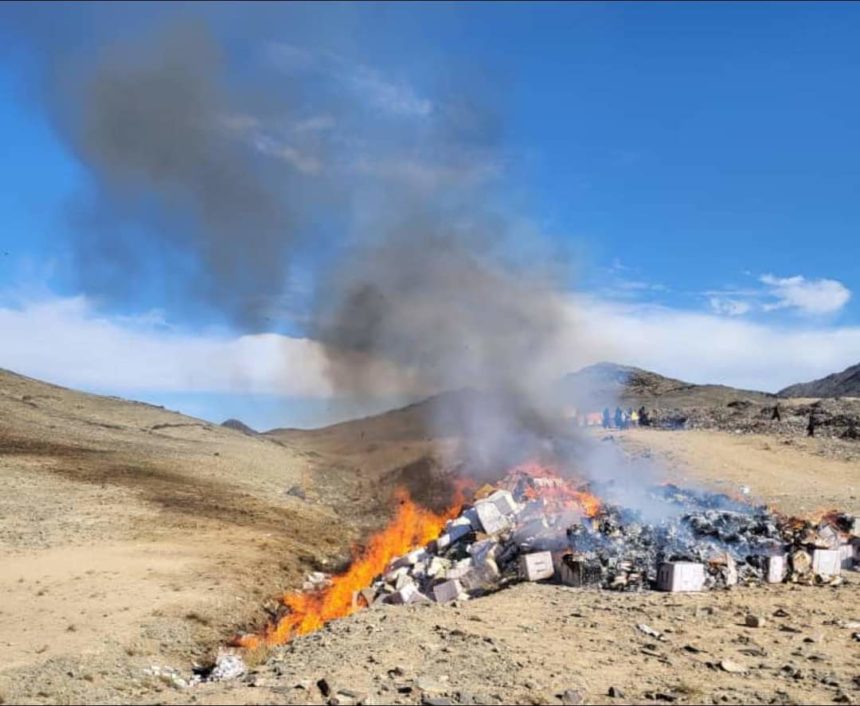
[56,20,321,327]
[13,7,595,464]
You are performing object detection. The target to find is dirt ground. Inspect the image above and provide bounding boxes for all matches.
[616,428,860,518]
[1,370,859,705]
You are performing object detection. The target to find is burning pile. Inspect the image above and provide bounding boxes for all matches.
[238,463,859,649]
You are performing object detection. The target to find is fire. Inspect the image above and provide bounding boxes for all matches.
[502,461,602,518]
[237,487,463,648]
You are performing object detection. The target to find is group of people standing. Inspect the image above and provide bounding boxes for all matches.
[602,405,649,430]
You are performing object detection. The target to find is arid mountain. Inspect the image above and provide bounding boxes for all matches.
[559,362,774,409]
[778,362,860,398]
[221,418,258,435]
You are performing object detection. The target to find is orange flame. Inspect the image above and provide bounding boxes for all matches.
[505,461,602,518]
[237,487,463,648]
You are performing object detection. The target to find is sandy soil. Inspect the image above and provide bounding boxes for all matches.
[616,428,860,518]
[171,579,860,706]
[0,369,377,704]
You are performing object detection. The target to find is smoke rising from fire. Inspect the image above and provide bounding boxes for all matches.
[14,8,638,483]
[46,18,333,328]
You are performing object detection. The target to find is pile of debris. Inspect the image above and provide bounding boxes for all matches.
[351,473,859,605]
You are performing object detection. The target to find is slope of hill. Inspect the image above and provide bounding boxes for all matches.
[559,362,774,409]
[0,367,387,702]
[778,362,860,398]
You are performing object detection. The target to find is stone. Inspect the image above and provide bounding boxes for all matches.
[560,688,585,705]
[656,562,705,592]
[519,551,554,581]
[608,686,625,698]
[317,678,332,697]
[416,675,446,693]
[719,659,748,674]
[637,624,663,640]
[745,614,766,628]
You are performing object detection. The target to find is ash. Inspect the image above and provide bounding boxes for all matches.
[358,473,858,605]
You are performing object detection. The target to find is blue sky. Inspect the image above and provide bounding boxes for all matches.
[1,3,858,429]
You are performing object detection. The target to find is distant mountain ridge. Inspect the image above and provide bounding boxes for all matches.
[559,362,773,409]
[778,363,860,398]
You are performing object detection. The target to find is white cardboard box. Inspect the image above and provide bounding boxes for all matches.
[812,548,842,578]
[488,489,518,517]
[765,554,787,583]
[432,579,463,603]
[656,562,705,592]
[386,583,429,605]
[519,551,555,581]
[472,500,510,535]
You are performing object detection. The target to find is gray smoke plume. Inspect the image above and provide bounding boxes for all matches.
[55,19,324,327]
[13,7,587,460]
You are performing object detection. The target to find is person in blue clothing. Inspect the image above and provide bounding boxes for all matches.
[614,406,623,429]
[602,407,611,429]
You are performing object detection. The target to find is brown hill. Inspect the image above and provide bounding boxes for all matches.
[778,362,860,398]
[0,367,394,701]
[560,362,774,409]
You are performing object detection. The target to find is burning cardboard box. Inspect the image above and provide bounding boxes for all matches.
[559,553,603,587]
[487,489,519,517]
[656,562,705,592]
[386,582,430,605]
[469,500,510,536]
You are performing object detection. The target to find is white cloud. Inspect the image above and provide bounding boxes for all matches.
[251,134,323,175]
[2,291,859,407]
[562,296,860,393]
[346,64,432,117]
[760,274,851,315]
[708,297,752,317]
[0,295,333,398]
[266,42,433,118]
